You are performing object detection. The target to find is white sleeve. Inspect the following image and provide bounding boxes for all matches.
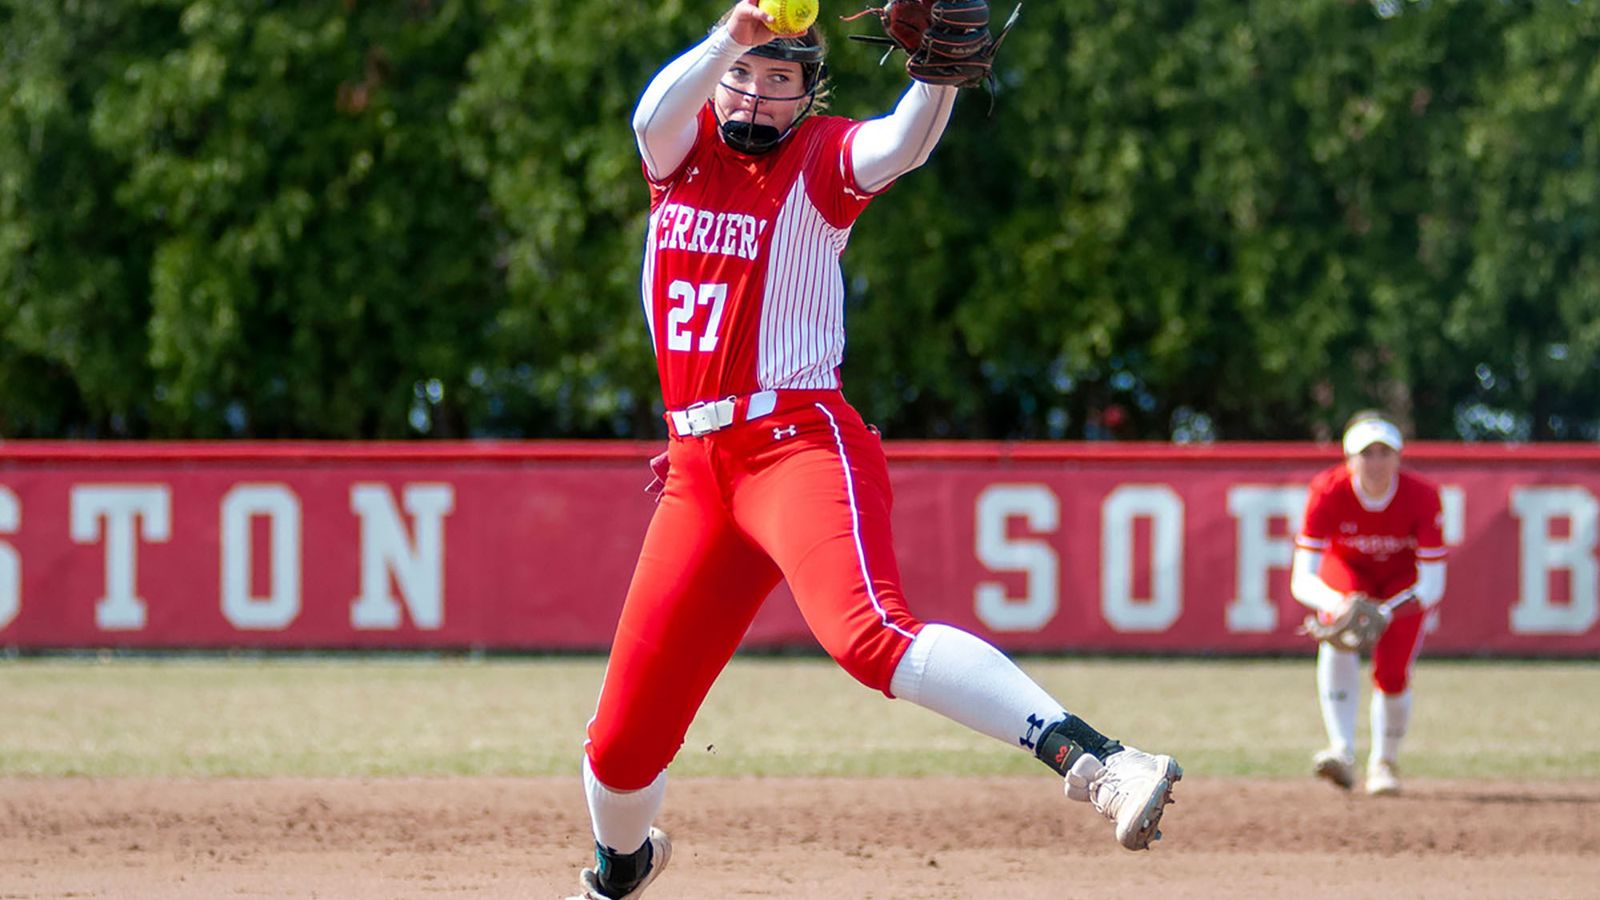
[850,81,958,194]
[633,26,751,181]
[1386,559,1446,610]
[1415,559,1445,608]
[1290,546,1346,614]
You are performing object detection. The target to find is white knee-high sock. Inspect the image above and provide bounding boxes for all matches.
[1370,688,1412,765]
[1316,644,1359,758]
[583,756,666,853]
[889,623,1068,751]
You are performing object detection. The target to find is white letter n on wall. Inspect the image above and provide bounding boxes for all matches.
[349,483,455,630]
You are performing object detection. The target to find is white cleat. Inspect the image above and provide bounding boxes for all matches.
[567,827,672,900]
[1083,747,1183,851]
[1312,748,1356,791]
[1366,759,1401,797]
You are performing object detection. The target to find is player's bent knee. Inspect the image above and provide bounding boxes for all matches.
[819,625,916,694]
[586,737,675,792]
[830,650,889,692]
[1373,672,1410,694]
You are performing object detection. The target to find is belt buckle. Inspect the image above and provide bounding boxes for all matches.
[682,401,717,436]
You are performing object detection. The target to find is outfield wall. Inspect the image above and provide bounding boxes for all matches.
[2,441,1598,655]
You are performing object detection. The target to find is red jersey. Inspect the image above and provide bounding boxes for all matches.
[1295,465,1447,599]
[641,105,879,408]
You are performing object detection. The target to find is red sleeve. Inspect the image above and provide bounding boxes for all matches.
[802,117,876,228]
[1296,467,1339,551]
[1411,477,1447,561]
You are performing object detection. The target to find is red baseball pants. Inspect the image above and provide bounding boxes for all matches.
[1371,608,1426,693]
[586,391,923,790]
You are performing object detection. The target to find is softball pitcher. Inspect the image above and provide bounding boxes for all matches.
[1292,411,1447,797]
[565,2,1182,897]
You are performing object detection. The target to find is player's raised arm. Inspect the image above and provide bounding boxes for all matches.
[850,82,958,193]
[632,1,787,180]
[842,0,1020,192]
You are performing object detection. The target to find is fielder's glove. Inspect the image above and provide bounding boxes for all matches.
[1297,593,1392,654]
[843,0,1022,91]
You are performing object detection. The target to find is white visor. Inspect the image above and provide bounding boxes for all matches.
[1342,419,1403,456]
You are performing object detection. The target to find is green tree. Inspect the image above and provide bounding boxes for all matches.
[3,0,500,437]
[449,0,674,438]
[1,3,160,435]
[5,0,1600,441]
[842,0,1599,441]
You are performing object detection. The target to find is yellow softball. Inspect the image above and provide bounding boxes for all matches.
[759,0,819,35]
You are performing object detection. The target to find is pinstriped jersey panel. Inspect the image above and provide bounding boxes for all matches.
[758,174,849,391]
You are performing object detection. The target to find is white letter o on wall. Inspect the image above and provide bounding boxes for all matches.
[1101,485,1183,632]
[220,484,302,630]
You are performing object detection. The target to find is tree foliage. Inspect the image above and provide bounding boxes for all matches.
[2,0,500,437]
[3,0,1599,440]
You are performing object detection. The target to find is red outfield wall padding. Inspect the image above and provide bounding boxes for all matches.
[2,441,1597,654]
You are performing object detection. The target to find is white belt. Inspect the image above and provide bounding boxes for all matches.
[668,390,778,437]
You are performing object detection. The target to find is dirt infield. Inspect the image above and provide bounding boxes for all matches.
[3,776,1597,899]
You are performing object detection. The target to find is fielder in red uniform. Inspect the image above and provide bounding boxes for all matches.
[567,3,1182,897]
[1291,411,1447,797]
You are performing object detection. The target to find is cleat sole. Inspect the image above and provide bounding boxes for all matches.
[1123,759,1182,851]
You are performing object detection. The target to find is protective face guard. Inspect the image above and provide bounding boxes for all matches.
[716,81,818,154]
[716,36,827,154]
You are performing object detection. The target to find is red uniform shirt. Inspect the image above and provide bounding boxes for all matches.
[641,105,877,408]
[1295,465,1447,599]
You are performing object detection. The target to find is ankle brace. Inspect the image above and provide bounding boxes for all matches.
[1035,715,1123,776]
[595,838,653,897]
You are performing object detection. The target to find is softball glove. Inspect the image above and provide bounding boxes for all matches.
[843,0,1021,90]
[1297,593,1392,654]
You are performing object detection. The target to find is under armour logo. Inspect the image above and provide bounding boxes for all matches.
[1019,713,1047,750]
[685,166,700,182]
[772,424,797,440]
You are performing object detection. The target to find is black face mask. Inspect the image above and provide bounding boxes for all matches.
[719,119,787,154]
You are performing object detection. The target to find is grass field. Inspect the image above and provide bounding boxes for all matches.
[2,655,1596,780]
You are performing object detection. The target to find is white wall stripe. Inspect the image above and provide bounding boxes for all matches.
[815,402,916,641]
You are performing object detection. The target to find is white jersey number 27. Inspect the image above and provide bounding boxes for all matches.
[665,280,728,353]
